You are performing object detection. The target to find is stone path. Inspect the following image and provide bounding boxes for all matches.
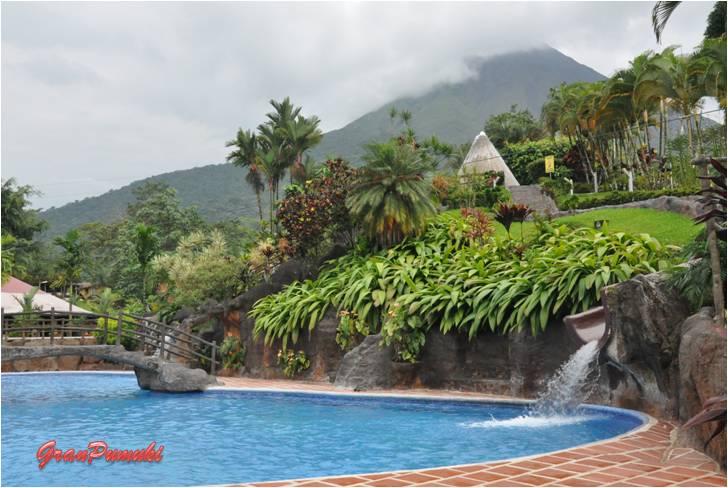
[218,377,726,487]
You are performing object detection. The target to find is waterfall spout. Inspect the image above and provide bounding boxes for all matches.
[533,340,601,416]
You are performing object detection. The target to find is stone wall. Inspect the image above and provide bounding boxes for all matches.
[1,337,132,372]
[330,323,577,397]
[417,323,575,397]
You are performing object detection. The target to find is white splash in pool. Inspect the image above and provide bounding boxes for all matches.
[461,414,603,429]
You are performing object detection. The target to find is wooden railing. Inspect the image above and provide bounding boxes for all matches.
[1,309,220,375]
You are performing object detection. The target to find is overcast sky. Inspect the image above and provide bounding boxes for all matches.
[1,1,717,209]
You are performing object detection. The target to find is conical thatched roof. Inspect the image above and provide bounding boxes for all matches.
[458,131,520,186]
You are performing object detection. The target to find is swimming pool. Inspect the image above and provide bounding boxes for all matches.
[1,372,646,486]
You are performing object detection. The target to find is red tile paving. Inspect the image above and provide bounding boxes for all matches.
[218,377,726,487]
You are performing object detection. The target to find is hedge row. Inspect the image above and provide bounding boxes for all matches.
[557,188,699,210]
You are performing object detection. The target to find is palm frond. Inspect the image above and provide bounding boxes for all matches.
[652,1,681,43]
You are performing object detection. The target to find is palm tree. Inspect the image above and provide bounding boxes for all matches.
[347,139,436,248]
[256,141,289,227]
[226,129,265,221]
[93,287,120,340]
[94,287,120,316]
[13,286,41,326]
[131,223,159,311]
[400,110,413,127]
[265,97,302,128]
[693,37,727,110]
[52,229,84,308]
[291,154,322,184]
[286,115,323,183]
[652,1,681,43]
[637,47,704,154]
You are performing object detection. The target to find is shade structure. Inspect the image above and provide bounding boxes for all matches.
[458,131,520,187]
[1,277,91,314]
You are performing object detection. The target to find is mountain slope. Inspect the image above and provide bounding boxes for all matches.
[39,164,258,238]
[309,47,604,161]
[40,47,605,238]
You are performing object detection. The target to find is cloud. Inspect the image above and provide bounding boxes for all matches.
[1,1,716,208]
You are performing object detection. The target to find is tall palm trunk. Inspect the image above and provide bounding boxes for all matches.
[692,112,703,156]
[643,110,651,151]
[658,99,665,157]
[255,189,263,222]
[268,182,274,233]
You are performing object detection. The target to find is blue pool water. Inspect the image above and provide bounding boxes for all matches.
[1,373,644,486]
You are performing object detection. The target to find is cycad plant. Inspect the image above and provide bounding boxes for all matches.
[347,139,436,248]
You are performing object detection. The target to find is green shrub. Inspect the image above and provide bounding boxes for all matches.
[277,349,310,377]
[220,336,246,370]
[152,230,248,307]
[251,213,676,362]
[557,188,699,210]
[669,232,727,311]
[444,173,511,209]
[94,316,139,350]
[500,138,571,184]
[538,177,571,200]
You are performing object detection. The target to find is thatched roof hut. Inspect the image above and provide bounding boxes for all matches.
[458,131,520,186]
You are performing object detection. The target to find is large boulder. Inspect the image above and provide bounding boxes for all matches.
[304,310,347,382]
[269,258,319,287]
[675,307,726,467]
[135,360,217,392]
[601,272,691,417]
[334,334,394,390]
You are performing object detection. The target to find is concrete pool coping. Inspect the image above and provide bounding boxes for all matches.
[2,372,724,486]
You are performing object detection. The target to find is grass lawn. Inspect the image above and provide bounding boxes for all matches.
[446,208,701,247]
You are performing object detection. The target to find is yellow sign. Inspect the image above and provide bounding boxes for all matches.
[545,155,555,174]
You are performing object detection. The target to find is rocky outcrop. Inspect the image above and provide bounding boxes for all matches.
[241,308,347,381]
[509,185,559,216]
[135,361,216,392]
[675,307,727,467]
[2,345,216,392]
[601,272,691,417]
[334,334,394,390]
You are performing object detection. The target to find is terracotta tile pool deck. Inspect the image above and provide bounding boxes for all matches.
[216,377,726,487]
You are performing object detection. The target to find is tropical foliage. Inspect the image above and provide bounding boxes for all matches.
[499,138,573,184]
[540,40,726,191]
[277,159,357,255]
[277,349,310,377]
[1,179,48,283]
[435,172,511,209]
[220,337,246,371]
[348,136,437,248]
[152,230,249,307]
[484,105,543,147]
[251,212,675,361]
[556,187,698,211]
[226,97,323,228]
[52,229,85,300]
